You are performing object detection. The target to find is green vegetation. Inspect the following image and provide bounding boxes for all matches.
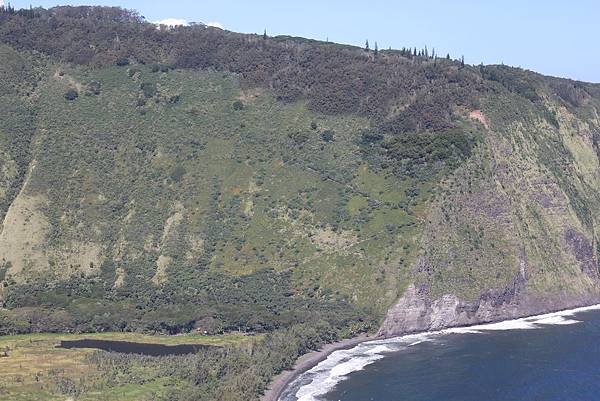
[0,325,361,401]
[0,332,261,400]
[0,5,600,401]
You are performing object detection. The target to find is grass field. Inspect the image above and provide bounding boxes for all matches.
[0,332,260,401]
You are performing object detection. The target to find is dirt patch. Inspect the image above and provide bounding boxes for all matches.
[152,255,172,285]
[144,234,159,252]
[236,88,262,102]
[185,235,204,260]
[161,202,185,244]
[114,266,126,288]
[243,198,254,216]
[469,110,490,129]
[53,68,84,93]
[248,179,261,194]
[0,161,50,281]
[310,227,358,252]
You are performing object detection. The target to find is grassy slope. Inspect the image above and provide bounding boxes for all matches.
[0,45,599,323]
[1,60,436,315]
[0,44,456,400]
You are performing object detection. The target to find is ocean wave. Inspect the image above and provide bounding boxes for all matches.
[290,346,389,401]
[279,303,600,401]
[531,316,581,325]
[282,335,435,401]
[450,304,600,334]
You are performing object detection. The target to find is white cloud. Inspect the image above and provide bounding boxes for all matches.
[153,18,224,29]
[0,0,5,7]
[155,18,188,27]
[206,21,224,29]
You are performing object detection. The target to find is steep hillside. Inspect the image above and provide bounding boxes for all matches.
[0,5,600,401]
[381,75,600,334]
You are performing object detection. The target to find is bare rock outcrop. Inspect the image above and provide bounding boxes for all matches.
[379,282,600,337]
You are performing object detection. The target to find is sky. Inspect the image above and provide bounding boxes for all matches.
[6,0,600,83]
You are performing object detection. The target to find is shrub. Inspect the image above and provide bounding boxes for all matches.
[64,89,78,101]
[170,164,186,182]
[360,132,384,144]
[320,130,334,142]
[151,63,171,73]
[140,82,157,98]
[232,100,244,110]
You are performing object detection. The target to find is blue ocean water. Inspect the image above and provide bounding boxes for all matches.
[280,305,600,401]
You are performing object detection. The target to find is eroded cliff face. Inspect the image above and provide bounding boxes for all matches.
[379,283,600,336]
[380,97,600,336]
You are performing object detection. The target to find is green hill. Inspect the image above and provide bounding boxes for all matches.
[0,5,600,401]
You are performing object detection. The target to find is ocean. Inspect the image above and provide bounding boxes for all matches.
[279,305,600,401]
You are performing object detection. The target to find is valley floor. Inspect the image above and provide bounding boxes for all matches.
[0,332,256,401]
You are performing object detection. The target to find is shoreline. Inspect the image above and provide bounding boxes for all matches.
[261,301,600,401]
[261,334,375,401]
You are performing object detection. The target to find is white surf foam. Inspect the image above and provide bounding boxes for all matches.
[364,344,393,355]
[287,335,436,401]
[455,319,539,331]
[442,304,600,334]
[533,316,580,325]
[366,332,433,346]
[293,345,390,401]
[280,303,600,401]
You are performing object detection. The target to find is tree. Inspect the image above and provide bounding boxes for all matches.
[263,29,267,40]
[365,39,369,51]
[374,42,378,58]
[460,55,465,67]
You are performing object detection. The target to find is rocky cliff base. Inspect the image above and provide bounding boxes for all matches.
[379,283,600,336]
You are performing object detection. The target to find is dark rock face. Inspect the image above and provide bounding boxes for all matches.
[565,228,598,279]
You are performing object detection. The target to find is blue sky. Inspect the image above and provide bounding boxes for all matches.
[7,0,600,83]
